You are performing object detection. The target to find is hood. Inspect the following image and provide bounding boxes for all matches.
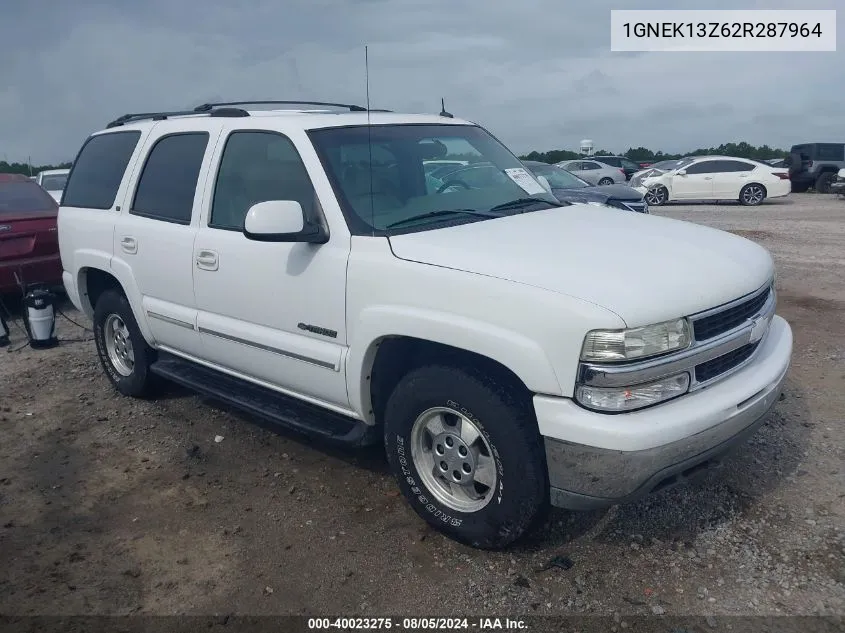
[47,190,62,203]
[388,205,774,327]
[552,184,641,203]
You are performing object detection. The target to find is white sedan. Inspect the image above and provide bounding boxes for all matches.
[630,156,791,206]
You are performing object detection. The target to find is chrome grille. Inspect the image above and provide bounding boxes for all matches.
[694,341,760,383]
[692,286,772,342]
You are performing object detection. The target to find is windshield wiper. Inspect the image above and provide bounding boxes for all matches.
[489,198,563,212]
[385,209,503,229]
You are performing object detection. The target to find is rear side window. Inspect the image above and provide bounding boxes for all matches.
[715,160,754,172]
[0,181,57,215]
[62,131,141,209]
[816,144,844,161]
[131,133,209,224]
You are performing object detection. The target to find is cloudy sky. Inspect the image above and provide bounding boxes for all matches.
[1,0,842,163]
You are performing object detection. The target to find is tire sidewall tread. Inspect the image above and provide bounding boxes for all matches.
[384,364,548,549]
[93,290,155,397]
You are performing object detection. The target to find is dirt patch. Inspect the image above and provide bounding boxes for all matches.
[778,292,844,315]
[728,230,775,241]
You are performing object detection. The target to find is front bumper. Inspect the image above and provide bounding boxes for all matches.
[830,180,845,194]
[537,315,792,510]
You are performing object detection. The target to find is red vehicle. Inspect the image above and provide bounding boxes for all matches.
[0,173,62,294]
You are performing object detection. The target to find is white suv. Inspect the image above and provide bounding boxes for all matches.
[58,101,793,549]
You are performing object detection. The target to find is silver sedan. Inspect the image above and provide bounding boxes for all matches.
[556,159,625,185]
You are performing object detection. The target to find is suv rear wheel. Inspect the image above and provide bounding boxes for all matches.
[93,289,157,397]
[384,364,549,549]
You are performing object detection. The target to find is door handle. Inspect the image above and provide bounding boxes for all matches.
[120,236,137,254]
[704,177,713,180]
[196,249,219,271]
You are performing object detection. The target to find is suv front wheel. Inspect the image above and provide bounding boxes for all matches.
[384,364,549,549]
[93,289,157,397]
[815,172,835,194]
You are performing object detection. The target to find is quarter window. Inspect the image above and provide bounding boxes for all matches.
[131,133,209,224]
[210,131,317,231]
[62,131,141,210]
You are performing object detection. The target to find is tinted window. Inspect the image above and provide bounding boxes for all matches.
[62,131,141,209]
[597,157,620,166]
[582,162,601,170]
[0,181,57,215]
[211,131,316,231]
[131,133,209,224]
[684,161,719,174]
[717,160,755,172]
[621,158,640,171]
[40,174,68,190]
[816,144,844,161]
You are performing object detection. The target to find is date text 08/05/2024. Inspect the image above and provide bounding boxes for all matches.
[307,617,527,630]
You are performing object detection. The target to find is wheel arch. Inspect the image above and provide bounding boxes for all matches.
[347,307,563,426]
[76,265,154,343]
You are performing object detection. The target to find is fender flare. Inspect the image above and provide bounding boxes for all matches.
[346,305,563,422]
[75,254,155,344]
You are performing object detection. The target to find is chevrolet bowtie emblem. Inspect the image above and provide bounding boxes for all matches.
[749,315,770,344]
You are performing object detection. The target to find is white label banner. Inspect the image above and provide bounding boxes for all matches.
[610,10,836,52]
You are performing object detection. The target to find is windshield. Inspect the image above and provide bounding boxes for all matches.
[525,163,590,189]
[308,124,559,234]
[0,181,58,214]
[40,174,68,191]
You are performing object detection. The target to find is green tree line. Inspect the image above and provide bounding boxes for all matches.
[519,141,787,164]
[0,160,72,176]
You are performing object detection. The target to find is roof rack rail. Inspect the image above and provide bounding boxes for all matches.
[193,100,371,113]
[106,107,249,129]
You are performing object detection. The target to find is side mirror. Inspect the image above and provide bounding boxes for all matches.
[676,169,687,176]
[243,200,328,244]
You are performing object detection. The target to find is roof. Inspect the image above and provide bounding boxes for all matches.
[98,108,474,135]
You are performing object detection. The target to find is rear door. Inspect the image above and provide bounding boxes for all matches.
[112,120,225,358]
[0,180,59,290]
[712,159,755,198]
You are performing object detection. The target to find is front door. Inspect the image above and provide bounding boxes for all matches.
[670,160,717,200]
[192,128,351,411]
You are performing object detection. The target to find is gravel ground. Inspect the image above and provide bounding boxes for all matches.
[0,193,843,617]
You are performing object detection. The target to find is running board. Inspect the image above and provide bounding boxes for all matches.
[150,353,378,447]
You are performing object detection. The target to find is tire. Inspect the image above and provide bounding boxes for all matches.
[384,364,548,549]
[598,177,614,185]
[815,171,834,194]
[93,289,157,397]
[739,183,767,206]
[645,185,669,206]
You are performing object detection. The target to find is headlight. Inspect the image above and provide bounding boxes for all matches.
[580,318,691,362]
[576,372,690,412]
